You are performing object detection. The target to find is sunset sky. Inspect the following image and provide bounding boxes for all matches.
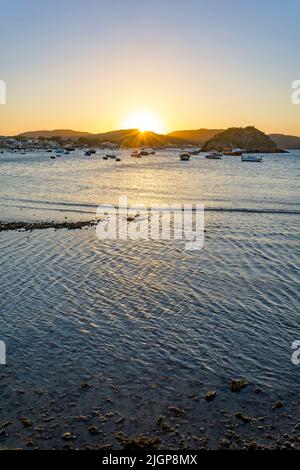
[0,0,299,136]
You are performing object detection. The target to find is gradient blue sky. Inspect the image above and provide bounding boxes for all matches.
[0,0,299,135]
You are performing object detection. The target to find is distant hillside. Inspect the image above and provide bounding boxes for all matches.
[202,126,284,153]
[19,129,93,139]
[17,128,187,147]
[269,133,300,149]
[167,128,223,145]
[16,127,297,150]
[88,129,186,147]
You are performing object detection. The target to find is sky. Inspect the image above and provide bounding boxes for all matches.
[0,0,299,135]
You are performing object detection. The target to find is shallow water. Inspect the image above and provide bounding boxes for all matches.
[0,150,300,447]
[1,211,299,393]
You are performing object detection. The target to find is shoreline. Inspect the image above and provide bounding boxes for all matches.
[0,375,299,450]
[0,220,97,232]
[1,204,300,233]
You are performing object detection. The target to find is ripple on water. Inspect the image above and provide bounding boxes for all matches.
[0,210,299,394]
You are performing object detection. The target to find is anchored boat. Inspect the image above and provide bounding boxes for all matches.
[206,151,223,159]
[223,148,244,156]
[189,148,201,155]
[241,155,263,162]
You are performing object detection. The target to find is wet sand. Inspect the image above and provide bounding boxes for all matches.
[0,220,97,232]
[0,371,299,450]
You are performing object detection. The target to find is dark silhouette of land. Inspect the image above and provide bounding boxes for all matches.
[9,127,300,151]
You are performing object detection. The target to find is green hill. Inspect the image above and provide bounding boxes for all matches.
[202,126,284,153]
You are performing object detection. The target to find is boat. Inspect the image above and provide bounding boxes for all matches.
[241,155,263,162]
[131,151,141,158]
[88,149,96,154]
[180,153,191,161]
[50,155,56,159]
[206,151,223,159]
[189,148,201,155]
[106,154,117,159]
[223,148,244,156]
[85,151,91,156]
[116,158,121,162]
[103,156,108,160]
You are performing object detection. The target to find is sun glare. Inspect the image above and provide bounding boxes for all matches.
[121,110,166,134]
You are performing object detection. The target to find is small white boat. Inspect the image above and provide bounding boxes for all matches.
[189,148,201,155]
[180,153,190,161]
[206,151,223,159]
[241,155,263,162]
[131,150,141,158]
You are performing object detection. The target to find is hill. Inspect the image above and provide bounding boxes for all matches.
[16,127,297,150]
[19,129,93,139]
[18,128,187,147]
[202,126,284,153]
[167,128,223,145]
[269,133,300,150]
[94,129,186,147]
[86,129,186,147]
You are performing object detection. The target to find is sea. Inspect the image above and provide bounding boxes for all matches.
[0,149,299,448]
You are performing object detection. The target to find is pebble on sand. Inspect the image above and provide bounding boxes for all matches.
[229,379,248,392]
[205,390,217,401]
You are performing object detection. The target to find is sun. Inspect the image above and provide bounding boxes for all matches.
[121,110,166,134]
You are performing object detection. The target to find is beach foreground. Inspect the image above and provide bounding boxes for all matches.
[0,210,299,449]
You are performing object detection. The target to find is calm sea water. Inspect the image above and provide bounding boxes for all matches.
[0,149,299,406]
[0,149,299,220]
